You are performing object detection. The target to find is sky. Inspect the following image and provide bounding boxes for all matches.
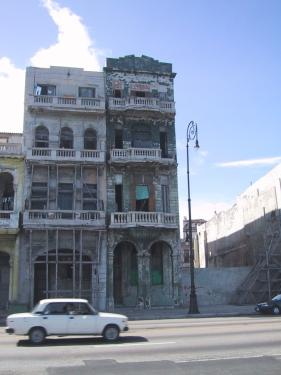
[1,0,281,235]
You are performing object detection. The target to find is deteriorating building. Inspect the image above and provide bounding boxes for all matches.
[197,163,281,303]
[104,56,181,308]
[21,66,107,309]
[1,55,181,311]
[0,133,24,309]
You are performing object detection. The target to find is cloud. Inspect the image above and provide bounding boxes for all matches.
[178,197,232,238]
[31,0,101,70]
[0,58,25,132]
[216,156,281,168]
[0,0,103,132]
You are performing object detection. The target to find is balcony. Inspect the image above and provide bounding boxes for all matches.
[110,148,175,164]
[110,211,177,228]
[28,95,105,113]
[0,143,22,156]
[0,211,20,233]
[26,148,105,163]
[23,210,106,228]
[108,97,175,113]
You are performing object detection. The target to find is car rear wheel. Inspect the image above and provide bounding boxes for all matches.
[273,306,280,315]
[29,327,46,344]
[103,325,120,341]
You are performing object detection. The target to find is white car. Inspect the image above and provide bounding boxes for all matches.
[5,298,129,344]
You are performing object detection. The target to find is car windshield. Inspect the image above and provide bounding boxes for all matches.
[31,303,45,314]
[272,294,281,301]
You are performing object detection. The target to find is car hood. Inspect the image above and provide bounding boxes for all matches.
[98,312,127,320]
[7,312,34,319]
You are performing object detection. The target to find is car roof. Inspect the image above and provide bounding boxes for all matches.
[38,298,89,305]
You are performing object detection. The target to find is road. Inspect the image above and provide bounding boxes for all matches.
[1,315,281,374]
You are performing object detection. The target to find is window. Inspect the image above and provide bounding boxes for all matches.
[83,184,97,210]
[30,182,47,209]
[115,184,123,211]
[58,183,73,210]
[60,127,73,149]
[79,87,95,98]
[136,185,149,212]
[133,130,152,148]
[113,89,122,98]
[161,185,170,213]
[115,129,123,149]
[0,173,14,211]
[35,84,56,96]
[151,245,163,285]
[35,126,49,148]
[84,129,97,150]
[160,131,168,158]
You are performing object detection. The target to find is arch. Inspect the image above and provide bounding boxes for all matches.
[0,252,10,308]
[113,241,138,306]
[0,172,14,211]
[35,125,49,148]
[60,127,73,149]
[84,128,97,150]
[33,248,93,304]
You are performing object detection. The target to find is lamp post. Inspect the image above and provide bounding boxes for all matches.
[186,121,200,314]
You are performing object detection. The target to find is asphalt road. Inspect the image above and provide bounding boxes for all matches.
[1,315,281,374]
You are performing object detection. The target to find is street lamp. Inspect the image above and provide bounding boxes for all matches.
[186,121,200,314]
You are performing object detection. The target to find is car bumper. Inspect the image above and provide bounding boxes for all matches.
[5,327,14,334]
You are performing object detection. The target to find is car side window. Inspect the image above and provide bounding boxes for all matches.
[44,303,67,315]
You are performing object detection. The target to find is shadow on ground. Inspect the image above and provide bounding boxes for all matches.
[17,335,147,347]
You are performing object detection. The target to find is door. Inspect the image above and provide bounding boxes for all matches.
[40,302,69,334]
[66,302,98,334]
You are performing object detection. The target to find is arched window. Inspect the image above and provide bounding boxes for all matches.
[35,126,49,148]
[60,127,73,149]
[84,128,97,150]
[0,172,14,211]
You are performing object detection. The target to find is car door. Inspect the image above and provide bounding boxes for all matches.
[66,302,98,334]
[40,302,69,334]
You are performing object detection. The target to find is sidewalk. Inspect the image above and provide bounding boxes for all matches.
[114,304,256,320]
[0,304,257,326]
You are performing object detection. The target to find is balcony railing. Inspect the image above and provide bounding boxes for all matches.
[23,210,105,227]
[110,148,175,164]
[0,211,20,231]
[28,95,105,112]
[26,148,105,162]
[0,143,22,156]
[110,211,177,228]
[108,97,175,113]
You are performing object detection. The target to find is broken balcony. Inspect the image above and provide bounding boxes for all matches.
[28,95,105,113]
[26,148,106,163]
[23,210,106,228]
[110,211,177,228]
[108,97,175,113]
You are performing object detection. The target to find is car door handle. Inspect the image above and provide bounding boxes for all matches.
[43,317,48,319]
[69,316,74,319]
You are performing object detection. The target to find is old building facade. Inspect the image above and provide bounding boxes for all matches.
[0,133,24,309]
[1,56,181,311]
[104,56,181,308]
[21,66,107,309]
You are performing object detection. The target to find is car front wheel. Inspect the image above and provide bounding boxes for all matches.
[273,306,280,315]
[103,325,120,341]
[29,327,46,344]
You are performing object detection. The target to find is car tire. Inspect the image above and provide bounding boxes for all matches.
[103,325,120,342]
[273,306,280,315]
[29,327,46,344]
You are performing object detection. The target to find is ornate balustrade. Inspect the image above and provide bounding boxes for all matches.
[23,210,105,227]
[26,148,105,162]
[110,211,177,228]
[108,97,175,113]
[0,143,22,155]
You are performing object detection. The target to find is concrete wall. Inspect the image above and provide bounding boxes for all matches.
[197,163,281,266]
[181,266,251,306]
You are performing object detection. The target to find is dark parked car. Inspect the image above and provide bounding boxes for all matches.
[255,294,281,315]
